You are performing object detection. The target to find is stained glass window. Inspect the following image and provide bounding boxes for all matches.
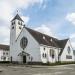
[20,37,28,50]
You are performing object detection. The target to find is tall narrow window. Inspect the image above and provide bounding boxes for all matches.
[21,22,22,25]
[42,53,44,57]
[50,49,54,58]
[67,46,71,54]
[20,37,28,50]
[50,49,52,56]
[45,53,46,57]
[12,22,13,25]
[13,21,15,24]
[18,21,20,25]
[6,52,8,55]
[52,50,54,58]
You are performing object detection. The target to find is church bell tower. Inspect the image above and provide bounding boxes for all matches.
[10,14,24,44]
[10,14,24,61]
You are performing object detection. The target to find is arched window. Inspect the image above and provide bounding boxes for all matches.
[67,46,71,54]
[52,50,54,58]
[50,49,54,58]
[20,37,28,50]
[45,53,46,57]
[12,22,13,25]
[50,49,52,56]
[42,53,44,57]
[21,22,22,25]
[13,21,15,24]
[18,21,20,25]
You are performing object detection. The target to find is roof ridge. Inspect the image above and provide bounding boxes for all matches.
[0,44,9,50]
[59,38,69,41]
[11,14,24,22]
[0,44,9,46]
[25,27,58,40]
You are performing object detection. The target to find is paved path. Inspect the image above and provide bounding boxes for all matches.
[0,64,75,75]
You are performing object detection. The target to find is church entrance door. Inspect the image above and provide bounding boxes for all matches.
[23,56,26,63]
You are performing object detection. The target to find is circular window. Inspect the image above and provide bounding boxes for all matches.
[20,37,28,50]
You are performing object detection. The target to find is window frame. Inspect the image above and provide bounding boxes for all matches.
[18,21,20,25]
[67,46,71,54]
[12,26,14,29]
[50,49,54,58]
[3,52,5,55]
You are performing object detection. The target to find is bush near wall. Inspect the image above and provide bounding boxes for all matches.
[43,61,75,66]
[0,61,10,63]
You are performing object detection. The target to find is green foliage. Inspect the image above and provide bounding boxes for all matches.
[42,61,75,66]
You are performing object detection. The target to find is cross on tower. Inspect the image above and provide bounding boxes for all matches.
[17,10,19,14]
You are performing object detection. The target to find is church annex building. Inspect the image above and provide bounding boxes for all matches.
[9,14,75,64]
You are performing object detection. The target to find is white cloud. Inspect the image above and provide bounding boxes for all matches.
[39,0,47,9]
[70,33,75,39]
[9,0,43,8]
[21,16,30,24]
[69,33,75,49]
[0,0,43,21]
[0,26,10,45]
[66,13,75,25]
[71,42,75,49]
[0,0,44,44]
[66,13,75,49]
[34,24,54,37]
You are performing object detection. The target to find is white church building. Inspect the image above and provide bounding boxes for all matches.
[10,14,75,64]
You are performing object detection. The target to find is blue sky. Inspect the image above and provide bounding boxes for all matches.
[0,0,75,48]
[22,0,75,41]
[21,0,75,37]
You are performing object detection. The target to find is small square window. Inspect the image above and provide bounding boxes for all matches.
[12,26,14,29]
[12,21,15,25]
[19,27,21,29]
[3,57,6,61]
[6,52,8,55]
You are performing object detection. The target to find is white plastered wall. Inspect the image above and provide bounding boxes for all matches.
[60,40,74,62]
[10,27,41,63]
